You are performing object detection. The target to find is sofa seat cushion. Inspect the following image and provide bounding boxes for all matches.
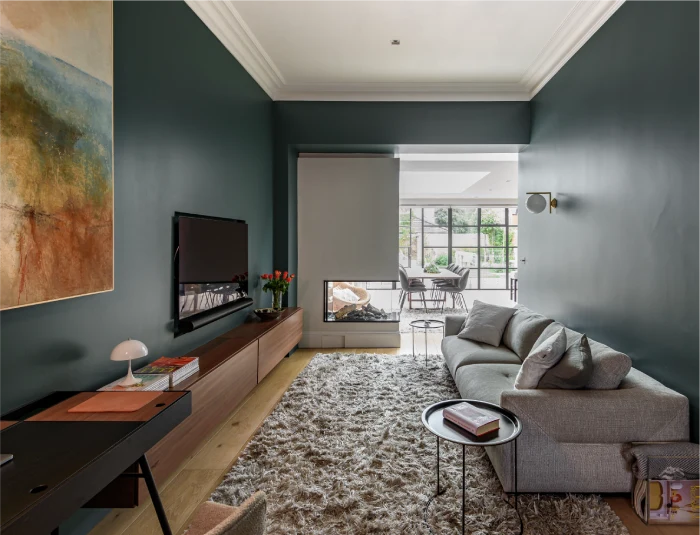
[454,364,521,405]
[502,305,554,360]
[441,336,522,376]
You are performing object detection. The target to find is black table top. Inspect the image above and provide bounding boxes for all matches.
[422,399,522,446]
[0,391,191,535]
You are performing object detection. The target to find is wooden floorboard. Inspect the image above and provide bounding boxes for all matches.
[605,497,698,535]
[89,337,696,535]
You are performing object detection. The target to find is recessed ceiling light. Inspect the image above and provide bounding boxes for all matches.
[391,39,400,45]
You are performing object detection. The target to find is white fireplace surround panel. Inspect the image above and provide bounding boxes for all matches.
[297,156,400,348]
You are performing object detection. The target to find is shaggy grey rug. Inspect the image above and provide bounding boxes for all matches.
[212,353,629,535]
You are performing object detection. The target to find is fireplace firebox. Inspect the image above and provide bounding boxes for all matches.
[324,281,401,322]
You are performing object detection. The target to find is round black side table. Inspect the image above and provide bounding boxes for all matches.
[410,319,445,365]
[421,399,523,535]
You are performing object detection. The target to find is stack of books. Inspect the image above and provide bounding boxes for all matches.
[135,357,200,387]
[443,402,500,437]
[99,374,170,392]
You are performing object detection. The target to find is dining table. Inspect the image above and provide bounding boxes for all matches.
[403,267,462,309]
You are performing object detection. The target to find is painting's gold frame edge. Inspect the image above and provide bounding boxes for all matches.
[1,286,115,312]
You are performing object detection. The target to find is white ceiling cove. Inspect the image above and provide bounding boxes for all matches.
[186,0,624,101]
[399,156,518,205]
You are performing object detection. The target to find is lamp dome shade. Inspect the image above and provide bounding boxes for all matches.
[526,194,547,214]
[110,339,148,362]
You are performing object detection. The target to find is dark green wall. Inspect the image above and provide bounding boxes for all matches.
[519,1,699,440]
[1,3,272,529]
[273,101,531,305]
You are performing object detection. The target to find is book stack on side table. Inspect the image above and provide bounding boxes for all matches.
[136,357,200,387]
[443,401,500,436]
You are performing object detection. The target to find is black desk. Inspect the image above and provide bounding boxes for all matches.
[0,391,192,535]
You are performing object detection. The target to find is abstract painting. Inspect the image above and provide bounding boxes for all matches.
[0,2,113,310]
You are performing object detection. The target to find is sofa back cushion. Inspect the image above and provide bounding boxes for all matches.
[502,305,554,360]
[533,322,632,390]
[586,338,632,389]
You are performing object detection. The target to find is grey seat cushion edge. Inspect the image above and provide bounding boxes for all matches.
[441,336,521,376]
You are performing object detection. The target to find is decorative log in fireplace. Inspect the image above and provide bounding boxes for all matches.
[335,303,388,321]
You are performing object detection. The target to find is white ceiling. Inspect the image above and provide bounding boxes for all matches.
[187,0,623,101]
[399,155,518,205]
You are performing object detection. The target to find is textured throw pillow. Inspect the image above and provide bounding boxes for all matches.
[586,338,632,389]
[514,328,567,390]
[502,305,555,360]
[538,334,593,389]
[457,300,515,347]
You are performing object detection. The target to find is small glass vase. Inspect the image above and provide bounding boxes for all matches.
[272,290,283,311]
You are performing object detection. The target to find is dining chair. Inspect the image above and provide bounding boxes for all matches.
[184,492,266,535]
[399,268,427,310]
[440,268,470,311]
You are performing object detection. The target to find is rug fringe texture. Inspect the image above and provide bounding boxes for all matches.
[211,352,629,535]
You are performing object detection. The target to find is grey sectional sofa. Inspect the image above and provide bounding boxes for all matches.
[442,305,689,493]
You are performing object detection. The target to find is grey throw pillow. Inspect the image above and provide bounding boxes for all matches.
[514,328,567,390]
[457,300,515,347]
[538,334,593,389]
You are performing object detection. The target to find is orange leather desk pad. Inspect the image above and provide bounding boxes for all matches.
[26,392,184,422]
[68,392,161,413]
[0,421,18,431]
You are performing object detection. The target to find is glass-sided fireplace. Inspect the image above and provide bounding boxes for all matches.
[324,281,400,322]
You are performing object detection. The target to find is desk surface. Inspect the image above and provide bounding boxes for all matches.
[0,390,191,535]
[405,267,461,279]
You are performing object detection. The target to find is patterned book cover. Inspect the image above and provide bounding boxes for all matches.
[648,479,700,524]
[136,357,198,375]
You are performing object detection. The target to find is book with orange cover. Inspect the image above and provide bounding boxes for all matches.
[68,392,162,413]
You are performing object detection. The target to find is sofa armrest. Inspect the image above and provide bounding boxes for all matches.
[500,369,689,444]
[444,315,467,337]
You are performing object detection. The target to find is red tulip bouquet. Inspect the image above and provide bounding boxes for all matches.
[261,270,295,310]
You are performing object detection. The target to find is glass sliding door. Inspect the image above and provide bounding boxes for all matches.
[398,206,518,290]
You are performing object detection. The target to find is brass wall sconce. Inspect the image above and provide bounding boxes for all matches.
[525,192,558,214]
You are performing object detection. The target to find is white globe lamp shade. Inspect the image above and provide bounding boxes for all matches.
[526,194,547,214]
[111,339,148,387]
[110,339,148,361]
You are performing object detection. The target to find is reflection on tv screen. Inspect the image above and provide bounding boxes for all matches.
[178,276,248,320]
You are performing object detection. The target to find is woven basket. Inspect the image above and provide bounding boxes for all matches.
[331,282,370,312]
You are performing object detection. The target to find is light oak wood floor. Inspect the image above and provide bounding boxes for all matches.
[90,334,697,535]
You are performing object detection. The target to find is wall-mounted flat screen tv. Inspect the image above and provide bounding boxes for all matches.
[173,212,252,336]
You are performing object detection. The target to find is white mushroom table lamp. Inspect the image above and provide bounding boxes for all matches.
[110,339,148,387]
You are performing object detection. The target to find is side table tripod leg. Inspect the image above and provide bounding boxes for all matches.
[514,437,518,511]
[436,435,440,495]
[462,444,466,535]
[425,329,428,366]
